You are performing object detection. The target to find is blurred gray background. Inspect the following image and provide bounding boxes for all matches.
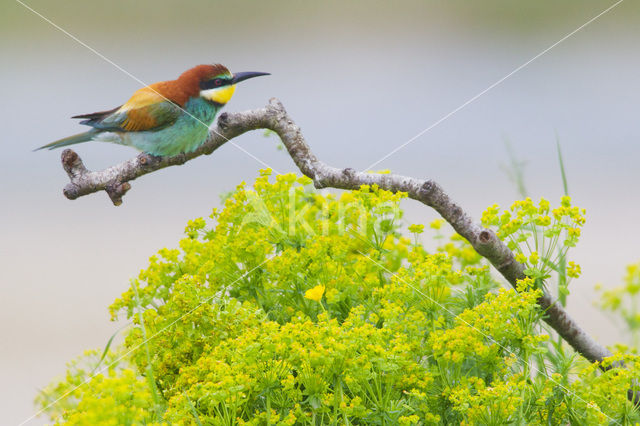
[2,0,639,423]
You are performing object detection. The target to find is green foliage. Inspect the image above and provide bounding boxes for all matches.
[37,171,640,424]
[481,196,584,300]
[34,349,157,425]
[597,261,640,350]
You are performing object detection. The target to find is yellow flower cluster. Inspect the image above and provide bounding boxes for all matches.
[35,350,157,426]
[449,377,526,424]
[37,173,640,425]
[163,308,437,423]
[408,223,425,234]
[429,287,546,367]
[481,197,585,295]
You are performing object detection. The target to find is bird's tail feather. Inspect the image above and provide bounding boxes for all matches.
[35,130,96,151]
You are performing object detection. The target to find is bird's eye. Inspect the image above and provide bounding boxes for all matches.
[200,78,227,90]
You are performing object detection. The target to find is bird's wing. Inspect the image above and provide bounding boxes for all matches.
[74,85,183,132]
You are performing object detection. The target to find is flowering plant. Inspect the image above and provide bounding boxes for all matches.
[37,172,640,425]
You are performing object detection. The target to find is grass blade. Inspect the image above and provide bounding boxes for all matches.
[91,323,130,375]
[556,135,569,196]
[501,138,528,198]
[185,393,203,426]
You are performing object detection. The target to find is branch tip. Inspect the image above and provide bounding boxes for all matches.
[63,184,79,200]
[61,149,77,166]
[61,149,87,177]
[105,181,131,206]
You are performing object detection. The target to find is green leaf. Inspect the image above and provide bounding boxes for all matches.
[91,323,130,375]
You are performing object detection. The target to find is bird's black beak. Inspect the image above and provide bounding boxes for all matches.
[232,71,270,84]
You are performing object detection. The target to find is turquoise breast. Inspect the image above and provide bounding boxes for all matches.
[126,97,221,156]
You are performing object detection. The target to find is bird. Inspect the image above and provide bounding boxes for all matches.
[37,64,269,156]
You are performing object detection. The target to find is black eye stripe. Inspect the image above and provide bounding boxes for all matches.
[200,78,230,90]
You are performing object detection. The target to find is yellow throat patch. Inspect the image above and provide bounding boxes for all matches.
[201,85,236,104]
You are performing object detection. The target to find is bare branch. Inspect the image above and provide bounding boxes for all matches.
[59,98,613,369]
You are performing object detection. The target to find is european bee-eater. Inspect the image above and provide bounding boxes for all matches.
[37,64,269,156]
